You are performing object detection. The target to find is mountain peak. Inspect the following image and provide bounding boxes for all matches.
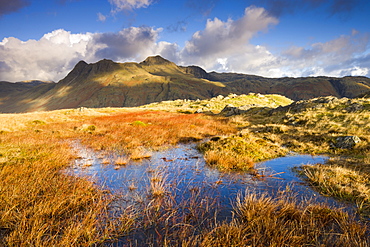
[140,55,173,66]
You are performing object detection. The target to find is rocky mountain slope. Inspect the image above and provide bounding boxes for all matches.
[1,55,370,113]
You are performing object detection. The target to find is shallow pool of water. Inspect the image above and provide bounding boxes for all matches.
[67,141,356,216]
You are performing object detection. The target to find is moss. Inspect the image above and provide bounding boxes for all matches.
[31,119,46,125]
[131,120,148,126]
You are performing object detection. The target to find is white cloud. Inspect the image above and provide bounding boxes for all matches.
[0,29,95,82]
[349,67,369,76]
[281,33,370,77]
[154,41,181,64]
[180,6,279,74]
[92,26,162,62]
[97,12,107,22]
[109,0,153,12]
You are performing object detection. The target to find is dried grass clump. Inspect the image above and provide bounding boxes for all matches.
[198,134,287,171]
[302,163,370,215]
[129,147,152,160]
[114,156,130,165]
[201,193,369,246]
[203,149,254,171]
[149,172,168,198]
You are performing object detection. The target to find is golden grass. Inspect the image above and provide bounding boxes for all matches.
[149,172,168,198]
[2,96,370,245]
[198,133,287,171]
[302,163,370,215]
[0,108,238,245]
[77,111,236,152]
[236,97,370,216]
[129,147,152,160]
[114,156,130,165]
[0,132,116,245]
[203,149,254,171]
[200,192,369,246]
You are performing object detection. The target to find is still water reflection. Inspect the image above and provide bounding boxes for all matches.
[67,141,356,216]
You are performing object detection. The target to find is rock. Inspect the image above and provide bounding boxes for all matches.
[335,136,361,149]
[345,103,364,112]
[270,96,342,114]
[210,136,222,141]
[228,93,238,98]
[219,104,264,116]
[180,65,210,79]
[220,104,239,116]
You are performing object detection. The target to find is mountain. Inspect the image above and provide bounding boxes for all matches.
[209,73,370,100]
[0,56,228,113]
[1,55,370,113]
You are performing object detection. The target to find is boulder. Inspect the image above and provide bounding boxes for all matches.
[345,103,364,112]
[335,136,361,149]
[219,104,264,116]
[219,104,241,116]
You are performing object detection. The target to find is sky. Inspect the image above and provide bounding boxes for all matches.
[0,0,370,82]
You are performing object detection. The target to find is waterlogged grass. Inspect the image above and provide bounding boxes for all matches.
[200,192,369,246]
[0,109,236,245]
[302,162,370,216]
[240,96,370,217]
[0,132,132,245]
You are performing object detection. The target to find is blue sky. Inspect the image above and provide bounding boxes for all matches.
[1,0,369,82]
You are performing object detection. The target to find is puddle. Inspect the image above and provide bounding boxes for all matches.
[67,141,357,217]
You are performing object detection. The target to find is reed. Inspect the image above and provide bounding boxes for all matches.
[114,156,130,165]
[129,147,152,161]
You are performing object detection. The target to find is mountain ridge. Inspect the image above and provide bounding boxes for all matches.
[1,55,370,113]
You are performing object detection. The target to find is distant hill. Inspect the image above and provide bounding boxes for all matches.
[1,55,370,113]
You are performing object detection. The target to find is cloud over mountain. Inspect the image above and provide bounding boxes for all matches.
[0,27,162,81]
[92,26,161,61]
[181,6,279,73]
[282,32,370,77]
[0,29,94,81]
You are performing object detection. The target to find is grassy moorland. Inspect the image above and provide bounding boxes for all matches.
[0,94,370,246]
[0,107,236,245]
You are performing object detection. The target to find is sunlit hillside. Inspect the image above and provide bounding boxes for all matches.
[1,56,370,113]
